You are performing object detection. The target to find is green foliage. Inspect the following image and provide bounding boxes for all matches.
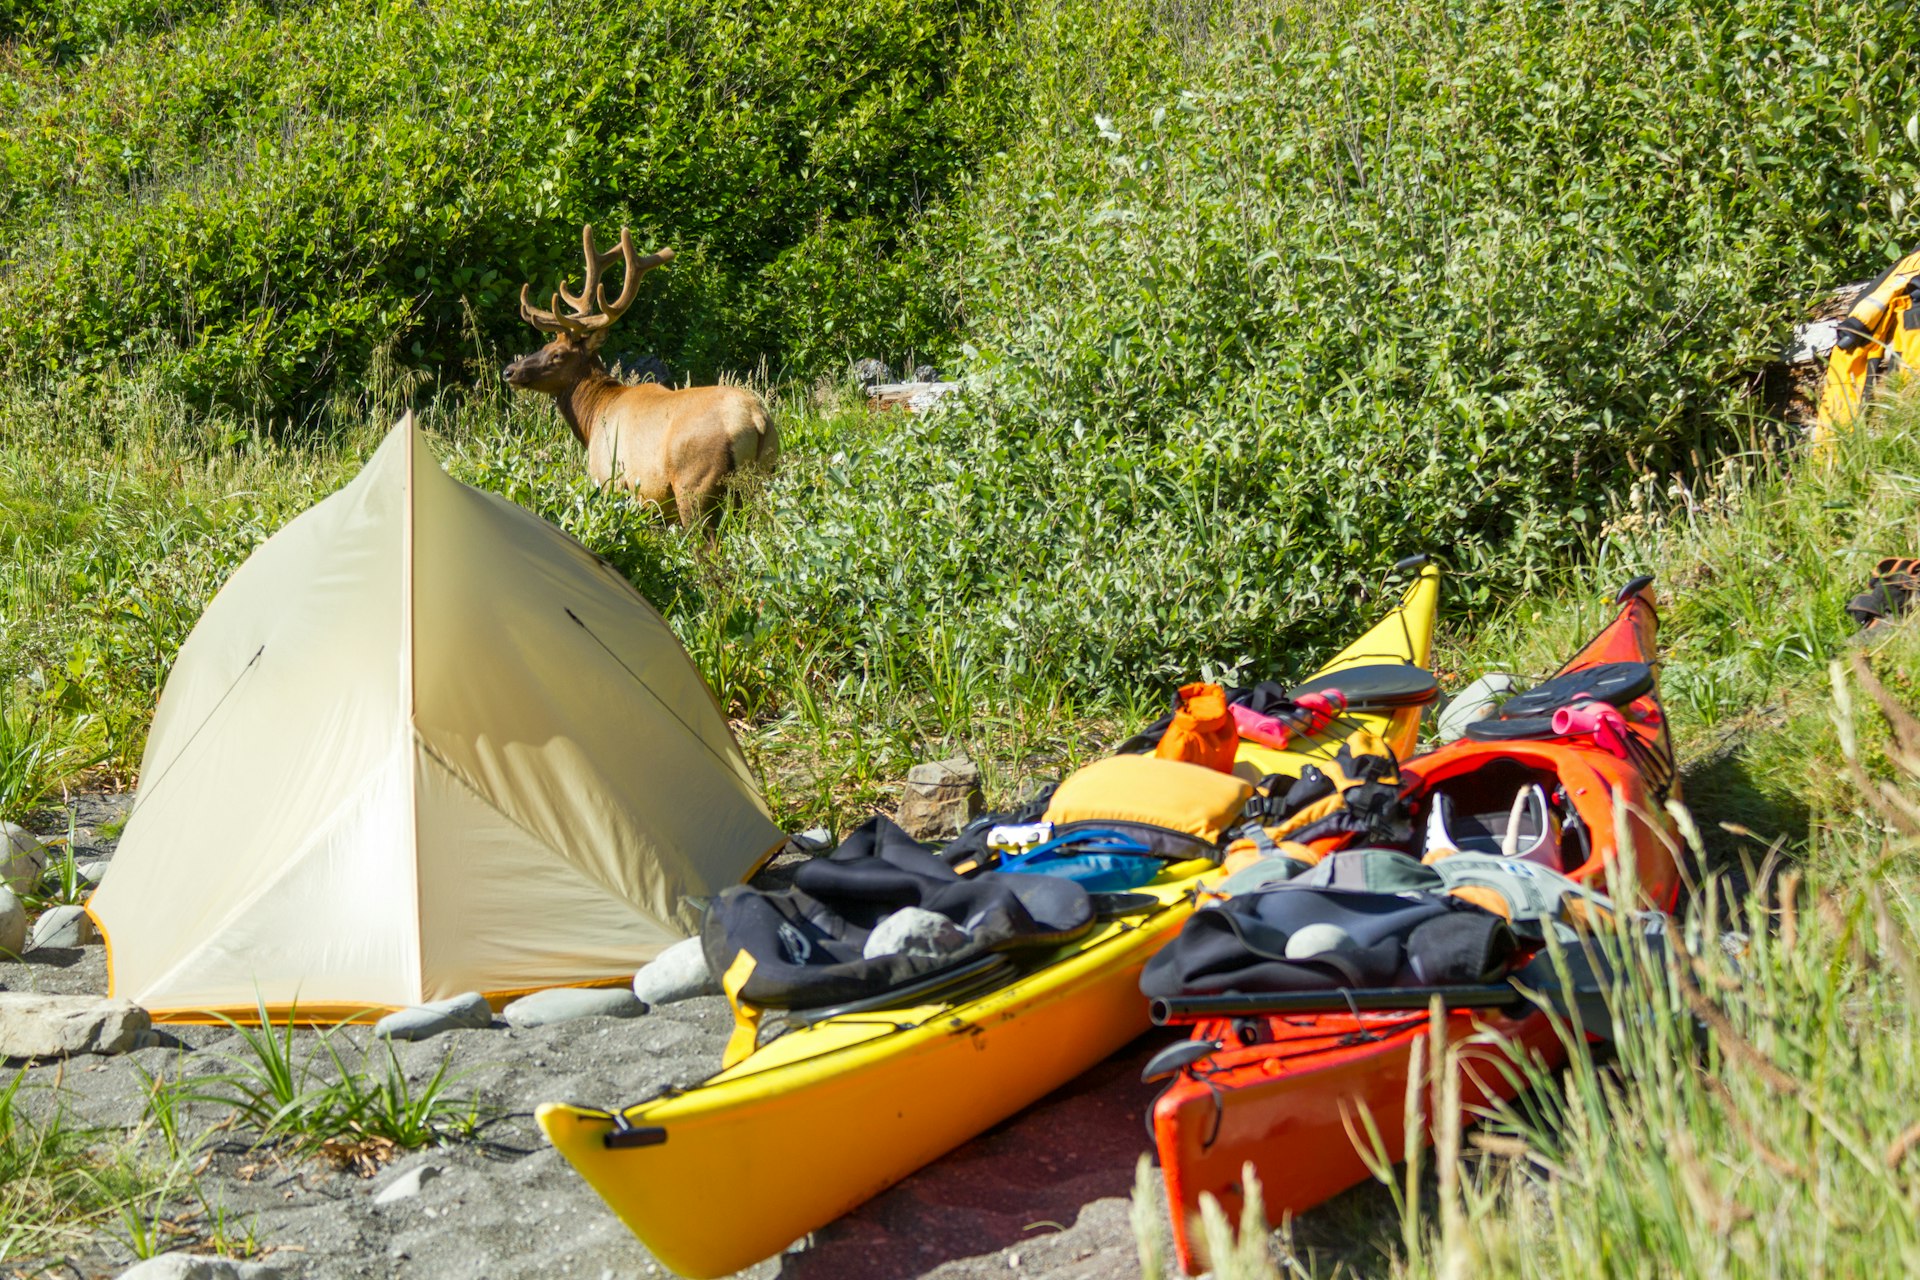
[742,0,1920,697]
[173,1000,487,1155]
[0,0,1019,416]
[0,1070,185,1262]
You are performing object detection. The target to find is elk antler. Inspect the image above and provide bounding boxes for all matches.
[519,284,590,336]
[554,225,673,331]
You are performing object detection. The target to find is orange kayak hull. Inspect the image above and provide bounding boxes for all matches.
[1151,581,1681,1273]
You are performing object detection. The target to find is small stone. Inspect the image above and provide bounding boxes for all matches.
[374,991,495,1042]
[75,859,111,885]
[0,887,23,958]
[0,993,150,1058]
[912,364,939,383]
[895,756,984,842]
[373,1162,441,1205]
[116,1254,290,1279]
[863,907,968,961]
[1,822,45,894]
[632,937,717,1006]
[502,986,646,1028]
[851,357,893,388]
[789,827,834,853]
[28,905,100,950]
[1434,673,1523,743]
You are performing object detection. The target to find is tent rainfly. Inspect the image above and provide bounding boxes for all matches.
[90,414,783,1021]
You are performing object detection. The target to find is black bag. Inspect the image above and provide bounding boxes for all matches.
[705,817,1093,1011]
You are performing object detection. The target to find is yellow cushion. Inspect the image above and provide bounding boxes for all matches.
[1043,755,1253,844]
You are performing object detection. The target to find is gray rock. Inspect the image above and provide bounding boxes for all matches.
[0,993,150,1058]
[632,937,717,1006]
[1783,318,1839,365]
[863,907,968,961]
[373,991,495,1042]
[1434,673,1523,743]
[614,352,673,385]
[75,858,112,885]
[895,756,984,842]
[117,1254,290,1279]
[867,380,962,413]
[1,822,45,894]
[912,364,940,383]
[502,986,646,1028]
[0,887,23,958]
[372,1162,441,1205]
[851,357,893,387]
[789,827,835,853]
[28,904,100,950]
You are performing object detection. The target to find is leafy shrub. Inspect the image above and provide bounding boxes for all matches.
[0,0,1019,416]
[733,0,1920,693]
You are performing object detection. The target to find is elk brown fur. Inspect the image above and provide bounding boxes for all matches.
[504,226,778,528]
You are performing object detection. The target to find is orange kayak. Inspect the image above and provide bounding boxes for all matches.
[1149,577,1682,1273]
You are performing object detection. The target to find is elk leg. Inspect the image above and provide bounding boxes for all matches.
[672,478,723,535]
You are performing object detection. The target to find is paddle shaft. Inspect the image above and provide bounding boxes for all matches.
[1149,983,1536,1025]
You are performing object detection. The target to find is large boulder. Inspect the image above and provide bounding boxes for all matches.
[0,994,150,1058]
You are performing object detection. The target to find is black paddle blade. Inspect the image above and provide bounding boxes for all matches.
[1498,661,1653,718]
[1142,1038,1223,1082]
[1289,663,1440,709]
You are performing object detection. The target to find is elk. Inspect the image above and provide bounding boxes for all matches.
[503,225,778,528]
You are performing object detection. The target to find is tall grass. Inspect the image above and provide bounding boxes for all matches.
[1126,397,1920,1277]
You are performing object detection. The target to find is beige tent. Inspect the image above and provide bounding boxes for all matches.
[91,415,783,1021]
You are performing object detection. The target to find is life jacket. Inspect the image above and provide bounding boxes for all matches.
[1221,730,1412,871]
[1816,244,1920,446]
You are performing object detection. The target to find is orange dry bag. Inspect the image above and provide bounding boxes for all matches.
[1154,682,1238,773]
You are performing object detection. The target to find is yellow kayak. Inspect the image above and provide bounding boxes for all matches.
[537,561,1441,1277]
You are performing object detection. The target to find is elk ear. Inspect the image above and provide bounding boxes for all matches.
[583,328,613,353]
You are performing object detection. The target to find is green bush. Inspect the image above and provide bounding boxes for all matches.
[734,0,1920,693]
[0,0,1018,416]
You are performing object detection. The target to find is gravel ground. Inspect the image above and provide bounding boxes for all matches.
[1,796,1394,1280]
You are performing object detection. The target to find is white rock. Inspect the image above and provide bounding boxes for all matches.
[28,904,100,950]
[373,991,494,1041]
[1,822,45,894]
[1783,317,1840,364]
[0,887,23,958]
[503,986,645,1028]
[632,937,717,1006]
[864,907,968,961]
[372,1162,441,1205]
[75,858,112,885]
[789,827,834,852]
[116,1253,290,1279]
[1285,923,1357,960]
[1434,673,1522,743]
[0,993,150,1057]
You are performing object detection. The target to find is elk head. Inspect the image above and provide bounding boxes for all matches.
[503,225,673,395]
